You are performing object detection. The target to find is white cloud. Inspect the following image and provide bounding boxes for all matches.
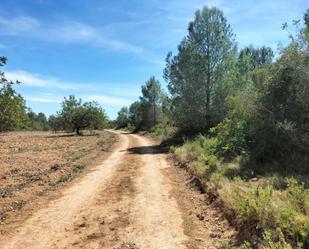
[5,70,94,90]
[88,95,132,107]
[25,96,61,103]
[0,16,142,53]
[23,93,133,108]
[6,69,135,108]
[43,22,143,53]
[0,16,40,35]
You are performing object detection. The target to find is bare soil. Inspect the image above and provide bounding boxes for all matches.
[0,131,117,231]
[0,130,236,249]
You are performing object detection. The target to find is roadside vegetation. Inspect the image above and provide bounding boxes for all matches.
[115,7,309,249]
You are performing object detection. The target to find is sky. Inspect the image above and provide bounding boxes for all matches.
[0,0,307,119]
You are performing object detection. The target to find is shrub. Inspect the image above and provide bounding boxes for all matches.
[57,174,72,183]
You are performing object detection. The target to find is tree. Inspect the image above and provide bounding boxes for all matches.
[164,6,237,132]
[0,84,27,132]
[116,106,130,129]
[58,95,107,135]
[303,9,309,43]
[26,111,49,131]
[48,115,62,132]
[0,57,27,132]
[140,76,163,130]
[128,101,143,130]
[212,10,309,174]
[238,46,274,70]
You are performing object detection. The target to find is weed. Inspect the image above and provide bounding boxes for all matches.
[28,174,42,182]
[57,174,72,183]
[0,211,6,222]
[50,163,62,171]
[0,186,13,198]
[73,164,85,173]
[12,200,27,210]
[216,240,252,249]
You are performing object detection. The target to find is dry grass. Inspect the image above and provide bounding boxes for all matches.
[172,138,309,248]
[0,130,117,224]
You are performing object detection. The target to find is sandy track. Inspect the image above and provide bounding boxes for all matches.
[1,131,188,249]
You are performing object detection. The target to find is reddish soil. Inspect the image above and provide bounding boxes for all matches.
[0,131,117,231]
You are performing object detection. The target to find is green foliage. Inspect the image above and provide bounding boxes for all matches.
[262,230,292,249]
[0,84,27,132]
[210,86,259,155]
[140,76,163,130]
[57,174,72,183]
[174,135,220,179]
[128,101,143,130]
[56,95,108,134]
[0,86,26,131]
[164,6,237,132]
[238,46,274,70]
[26,111,49,131]
[0,57,28,132]
[48,114,62,132]
[216,240,252,249]
[115,77,169,132]
[234,185,275,230]
[116,106,130,129]
[231,178,309,247]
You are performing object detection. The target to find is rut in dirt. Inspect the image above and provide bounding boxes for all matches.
[0,131,188,249]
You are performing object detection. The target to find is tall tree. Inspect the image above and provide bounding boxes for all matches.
[164,6,236,132]
[140,76,163,130]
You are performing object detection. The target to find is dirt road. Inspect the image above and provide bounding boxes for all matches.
[0,131,235,249]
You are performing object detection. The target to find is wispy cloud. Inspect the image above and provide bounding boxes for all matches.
[0,16,142,53]
[87,95,133,107]
[0,16,40,35]
[25,96,61,104]
[24,93,133,107]
[5,70,95,90]
[7,69,135,108]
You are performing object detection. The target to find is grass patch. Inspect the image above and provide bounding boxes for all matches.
[172,135,309,248]
[73,164,85,173]
[57,174,72,184]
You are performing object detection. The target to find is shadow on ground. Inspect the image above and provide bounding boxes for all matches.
[125,145,169,155]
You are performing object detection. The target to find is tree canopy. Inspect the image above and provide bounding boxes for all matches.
[164,6,237,132]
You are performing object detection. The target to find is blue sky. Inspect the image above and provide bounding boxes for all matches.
[0,0,307,119]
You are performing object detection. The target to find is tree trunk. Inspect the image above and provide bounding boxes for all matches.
[153,103,156,127]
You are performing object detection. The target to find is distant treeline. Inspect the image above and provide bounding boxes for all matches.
[0,58,108,134]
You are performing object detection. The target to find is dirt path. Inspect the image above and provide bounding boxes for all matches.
[0,131,235,249]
